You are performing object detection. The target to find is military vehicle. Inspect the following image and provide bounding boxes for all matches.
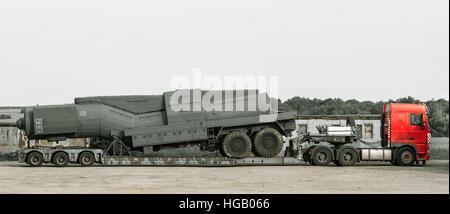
[13,89,297,166]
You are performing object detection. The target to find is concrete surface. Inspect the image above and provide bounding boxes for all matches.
[0,160,447,194]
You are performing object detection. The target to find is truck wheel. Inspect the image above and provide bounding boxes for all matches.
[253,128,284,157]
[337,148,358,166]
[222,132,252,158]
[311,147,332,166]
[26,152,43,167]
[396,147,416,166]
[78,152,95,166]
[52,152,69,167]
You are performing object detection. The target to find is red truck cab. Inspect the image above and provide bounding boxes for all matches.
[382,103,431,165]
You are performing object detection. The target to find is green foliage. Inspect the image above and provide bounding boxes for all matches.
[280,97,449,137]
[426,99,449,137]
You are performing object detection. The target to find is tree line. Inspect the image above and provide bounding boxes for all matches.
[280,96,449,137]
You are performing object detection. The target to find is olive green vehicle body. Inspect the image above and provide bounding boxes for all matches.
[16,89,297,155]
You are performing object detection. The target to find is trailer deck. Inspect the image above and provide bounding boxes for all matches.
[102,156,305,166]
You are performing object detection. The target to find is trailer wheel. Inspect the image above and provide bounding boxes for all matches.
[396,147,416,166]
[26,152,43,167]
[337,148,358,166]
[311,147,332,166]
[253,128,284,157]
[78,152,95,166]
[222,132,252,158]
[52,152,69,167]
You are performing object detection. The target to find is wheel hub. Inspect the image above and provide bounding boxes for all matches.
[262,135,276,149]
[31,157,39,164]
[230,139,244,152]
[57,157,65,164]
[344,153,352,162]
[318,152,327,162]
[83,156,91,164]
[402,151,412,163]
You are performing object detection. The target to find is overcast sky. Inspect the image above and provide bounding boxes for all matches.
[0,0,448,106]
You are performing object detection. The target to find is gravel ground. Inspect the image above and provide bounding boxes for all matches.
[0,160,447,194]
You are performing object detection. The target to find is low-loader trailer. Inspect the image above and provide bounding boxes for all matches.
[12,91,430,167]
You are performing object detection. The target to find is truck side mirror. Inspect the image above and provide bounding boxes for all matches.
[419,120,425,129]
[421,114,427,128]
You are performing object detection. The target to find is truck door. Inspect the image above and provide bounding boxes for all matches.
[408,113,427,155]
[392,112,409,144]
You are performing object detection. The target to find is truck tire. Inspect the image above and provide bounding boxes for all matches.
[253,128,284,157]
[311,147,332,166]
[396,147,416,166]
[337,148,358,166]
[52,152,69,167]
[222,132,252,158]
[78,152,95,166]
[26,152,43,167]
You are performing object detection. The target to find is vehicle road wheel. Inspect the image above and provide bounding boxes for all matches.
[311,147,332,166]
[337,148,358,166]
[78,152,95,166]
[52,152,69,167]
[396,147,416,166]
[222,132,252,158]
[26,152,43,167]
[253,128,284,157]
